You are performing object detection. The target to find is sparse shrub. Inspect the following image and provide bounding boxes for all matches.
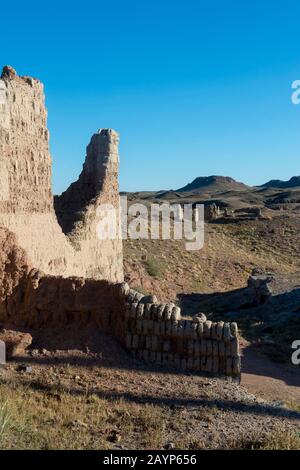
[286,402,300,413]
[134,405,165,449]
[143,257,166,279]
[195,405,218,423]
[259,431,300,450]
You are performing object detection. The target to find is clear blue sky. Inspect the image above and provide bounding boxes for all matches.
[2,0,300,194]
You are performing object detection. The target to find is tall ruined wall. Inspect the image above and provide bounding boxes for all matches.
[0,66,52,211]
[0,65,123,282]
[54,129,123,280]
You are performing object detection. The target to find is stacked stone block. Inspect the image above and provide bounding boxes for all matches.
[120,284,241,379]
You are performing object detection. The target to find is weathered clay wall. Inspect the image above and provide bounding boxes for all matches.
[2,270,126,338]
[0,66,123,282]
[0,226,124,335]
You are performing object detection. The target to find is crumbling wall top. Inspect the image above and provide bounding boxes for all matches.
[1,65,17,80]
[1,65,41,87]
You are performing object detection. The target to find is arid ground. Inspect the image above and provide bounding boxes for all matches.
[0,206,299,450]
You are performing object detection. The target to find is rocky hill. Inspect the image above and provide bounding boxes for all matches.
[260,176,300,189]
[124,175,300,212]
[177,176,249,193]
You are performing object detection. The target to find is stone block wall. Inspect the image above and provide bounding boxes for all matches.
[120,286,241,379]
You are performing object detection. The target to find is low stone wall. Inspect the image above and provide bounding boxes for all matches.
[121,286,241,380]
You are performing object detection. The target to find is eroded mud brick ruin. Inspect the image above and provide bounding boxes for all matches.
[0,66,241,379]
[0,65,123,281]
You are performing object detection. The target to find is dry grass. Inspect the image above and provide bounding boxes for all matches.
[230,431,300,450]
[0,382,167,450]
[0,401,14,443]
[0,362,299,451]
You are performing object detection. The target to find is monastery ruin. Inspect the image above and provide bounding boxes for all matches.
[0,66,241,379]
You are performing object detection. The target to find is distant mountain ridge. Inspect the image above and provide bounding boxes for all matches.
[177,175,248,193]
[260,176,300,189]
[122,175,300,198]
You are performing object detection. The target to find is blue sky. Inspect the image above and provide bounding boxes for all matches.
[2,0,300,193]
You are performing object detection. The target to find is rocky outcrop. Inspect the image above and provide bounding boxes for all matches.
[0,66,123,282]
[0,329,32,358]
[247,272,273,305]
[247,271,300,324]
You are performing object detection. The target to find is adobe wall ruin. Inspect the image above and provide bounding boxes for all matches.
[0,65,123,282]
[0,226,241,379]
[0,65,241,379]
[0,224,125,342]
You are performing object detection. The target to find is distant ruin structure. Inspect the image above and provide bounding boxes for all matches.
[204,203,220,221]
